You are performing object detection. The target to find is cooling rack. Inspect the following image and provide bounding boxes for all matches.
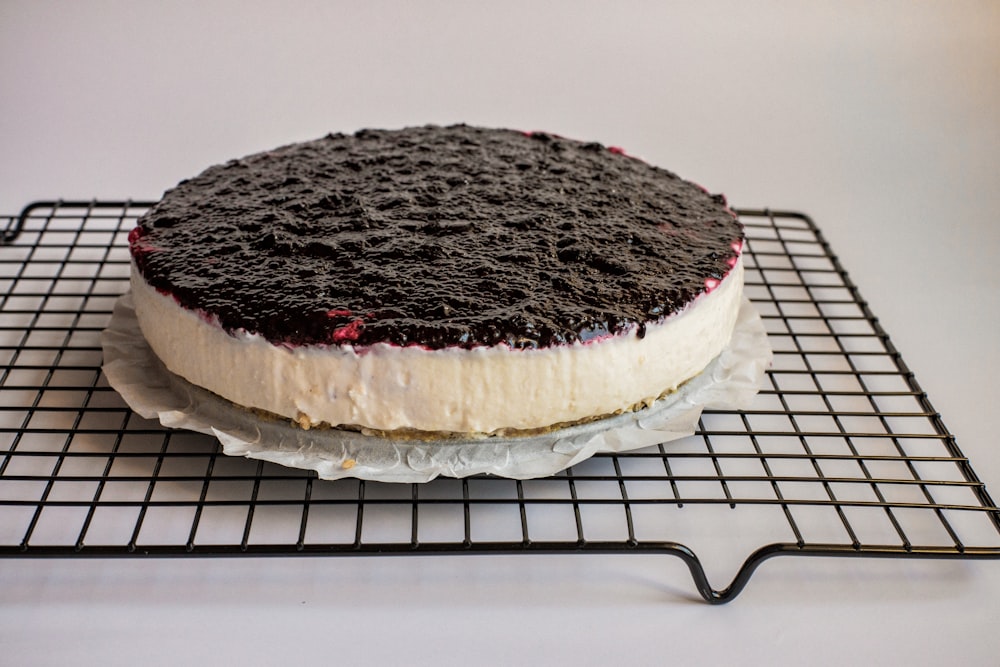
[2,200,999,604]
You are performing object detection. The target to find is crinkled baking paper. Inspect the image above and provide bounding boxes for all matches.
[102,293,771,483]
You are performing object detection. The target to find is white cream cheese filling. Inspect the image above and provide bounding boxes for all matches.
[130,258,744,435]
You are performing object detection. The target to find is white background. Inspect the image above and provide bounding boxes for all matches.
[2,1,999,664]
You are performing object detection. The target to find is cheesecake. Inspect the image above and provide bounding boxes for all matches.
[128,124,745,437]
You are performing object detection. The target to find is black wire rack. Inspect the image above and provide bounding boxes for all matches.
[2,200,999,604]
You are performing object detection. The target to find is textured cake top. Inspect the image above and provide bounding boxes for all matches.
[130,124,743,350]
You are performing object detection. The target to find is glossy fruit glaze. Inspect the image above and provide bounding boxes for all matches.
[130,124,743,349]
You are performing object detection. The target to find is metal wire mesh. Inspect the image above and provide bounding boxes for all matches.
[2,200,999,603]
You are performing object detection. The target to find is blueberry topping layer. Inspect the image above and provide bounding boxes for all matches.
[131,124,742,349]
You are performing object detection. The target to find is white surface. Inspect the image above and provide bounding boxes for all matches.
[1,1,998,664]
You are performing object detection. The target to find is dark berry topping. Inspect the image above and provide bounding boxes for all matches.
[131,124,742,349]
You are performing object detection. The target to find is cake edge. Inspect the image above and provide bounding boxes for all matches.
[129,258,745,436]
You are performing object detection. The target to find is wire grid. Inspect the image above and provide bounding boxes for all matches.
[2,200,999,604]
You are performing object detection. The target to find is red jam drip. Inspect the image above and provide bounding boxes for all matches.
[330,318,364,343]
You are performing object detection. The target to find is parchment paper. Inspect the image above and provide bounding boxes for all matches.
[101,293,771,482]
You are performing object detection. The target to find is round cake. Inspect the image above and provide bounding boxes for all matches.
[128,124,745,437]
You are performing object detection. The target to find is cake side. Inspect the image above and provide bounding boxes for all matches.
[130,259,744,435]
